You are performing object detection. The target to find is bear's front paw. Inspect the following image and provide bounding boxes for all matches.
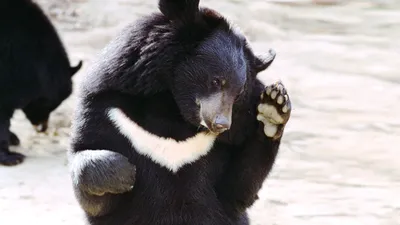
[84,170,136,197]
[72,150,136,196]
[257,81,291,140]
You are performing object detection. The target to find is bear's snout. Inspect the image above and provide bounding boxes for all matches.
[211,115,231,134]
[199,92,234,135]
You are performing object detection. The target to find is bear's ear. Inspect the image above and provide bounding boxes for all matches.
[253,49,276,74]
[159,0,200,23]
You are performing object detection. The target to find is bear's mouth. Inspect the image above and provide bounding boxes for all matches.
[200,116,230,135]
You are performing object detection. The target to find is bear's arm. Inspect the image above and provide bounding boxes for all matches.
[69,98,137,217]
[215,130,282,216]
[69,149,136,217]
[214,80,287,217]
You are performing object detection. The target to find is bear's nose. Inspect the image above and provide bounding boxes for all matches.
[212,115,231,133]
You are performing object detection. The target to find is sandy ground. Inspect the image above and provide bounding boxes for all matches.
[1,0,399,224]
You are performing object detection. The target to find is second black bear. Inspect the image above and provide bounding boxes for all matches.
[0,0,83,165]
[69,0,291,224]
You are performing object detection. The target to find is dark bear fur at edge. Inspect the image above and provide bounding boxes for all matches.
[69,0,281,224]
[0,0,83,165]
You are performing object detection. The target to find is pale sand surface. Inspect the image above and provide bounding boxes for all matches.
[0,0,399,224]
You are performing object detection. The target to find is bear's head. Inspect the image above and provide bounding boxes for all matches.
[158,0,276,135]
[22,61,82,132]
[22,84,72,132]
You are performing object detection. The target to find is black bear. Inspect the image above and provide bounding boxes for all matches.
[69,0,291,224]
[0,0,83,165]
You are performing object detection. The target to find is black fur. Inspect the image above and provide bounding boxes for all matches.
[159,0,200,23]
[0,0,83,165]
[69,0,282,224]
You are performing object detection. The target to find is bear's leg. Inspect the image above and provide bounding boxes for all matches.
[9,131,20,146]
[69,150,136,217]
[216,81,291,216]
[0,112,25,166]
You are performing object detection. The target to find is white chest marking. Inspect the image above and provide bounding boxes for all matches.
[107,108,217,173]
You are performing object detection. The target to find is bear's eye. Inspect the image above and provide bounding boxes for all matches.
[212,78,221,87]
[212,78,225,88]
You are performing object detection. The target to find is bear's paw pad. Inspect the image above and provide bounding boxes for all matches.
[257,81,291,140]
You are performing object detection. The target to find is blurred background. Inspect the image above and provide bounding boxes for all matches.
[0,0,399,224]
